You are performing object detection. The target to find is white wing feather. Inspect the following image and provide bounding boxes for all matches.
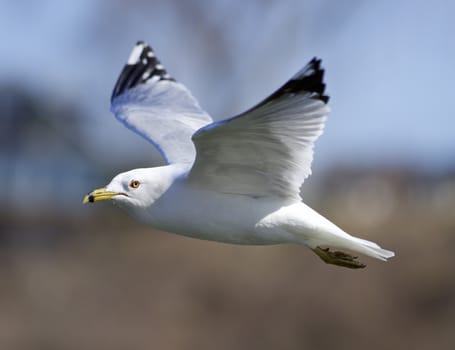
[189,58,330,200]
[110,42,212,164]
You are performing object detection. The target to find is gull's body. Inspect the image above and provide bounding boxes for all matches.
[85,42,394,268]
[114,164,379,256]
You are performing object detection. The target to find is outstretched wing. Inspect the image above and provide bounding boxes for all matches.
[189,58,330,200]
[110,41,212,164]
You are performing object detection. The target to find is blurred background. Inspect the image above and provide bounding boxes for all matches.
[1,0,454,349]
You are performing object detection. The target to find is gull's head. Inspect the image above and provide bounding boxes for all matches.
[83,167,169,209]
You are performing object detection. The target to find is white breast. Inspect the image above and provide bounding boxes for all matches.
[142,179,297,245]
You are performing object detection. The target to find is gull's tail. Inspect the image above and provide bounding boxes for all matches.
[309,233,395,269]
[283,202,395,267]
[349,236,395,261]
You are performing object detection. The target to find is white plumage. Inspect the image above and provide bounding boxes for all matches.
[84,41,394,269]
[190,88,328,199]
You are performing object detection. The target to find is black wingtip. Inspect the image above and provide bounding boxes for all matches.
[294,57,330,103]
[259,57,329,106]
[111,41,175,101]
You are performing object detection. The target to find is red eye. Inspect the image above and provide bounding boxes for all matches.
[129,180,141,189]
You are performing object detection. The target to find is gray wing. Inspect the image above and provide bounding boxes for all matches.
[189,58,330,200]
[110,41,212,164]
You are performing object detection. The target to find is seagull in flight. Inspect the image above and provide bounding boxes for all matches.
[84,41,394,268]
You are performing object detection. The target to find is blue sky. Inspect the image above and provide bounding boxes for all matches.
[1,0,454,173]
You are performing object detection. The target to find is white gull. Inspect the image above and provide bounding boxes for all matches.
[84,41,394,268]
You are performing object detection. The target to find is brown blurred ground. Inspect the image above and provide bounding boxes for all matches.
[1,173,454,350]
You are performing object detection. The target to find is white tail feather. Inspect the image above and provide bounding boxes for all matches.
[350,236,395,261]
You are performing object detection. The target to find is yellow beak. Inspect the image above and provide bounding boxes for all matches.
[82,187,122,204]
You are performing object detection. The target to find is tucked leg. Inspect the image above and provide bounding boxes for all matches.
[313,247,366,269]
